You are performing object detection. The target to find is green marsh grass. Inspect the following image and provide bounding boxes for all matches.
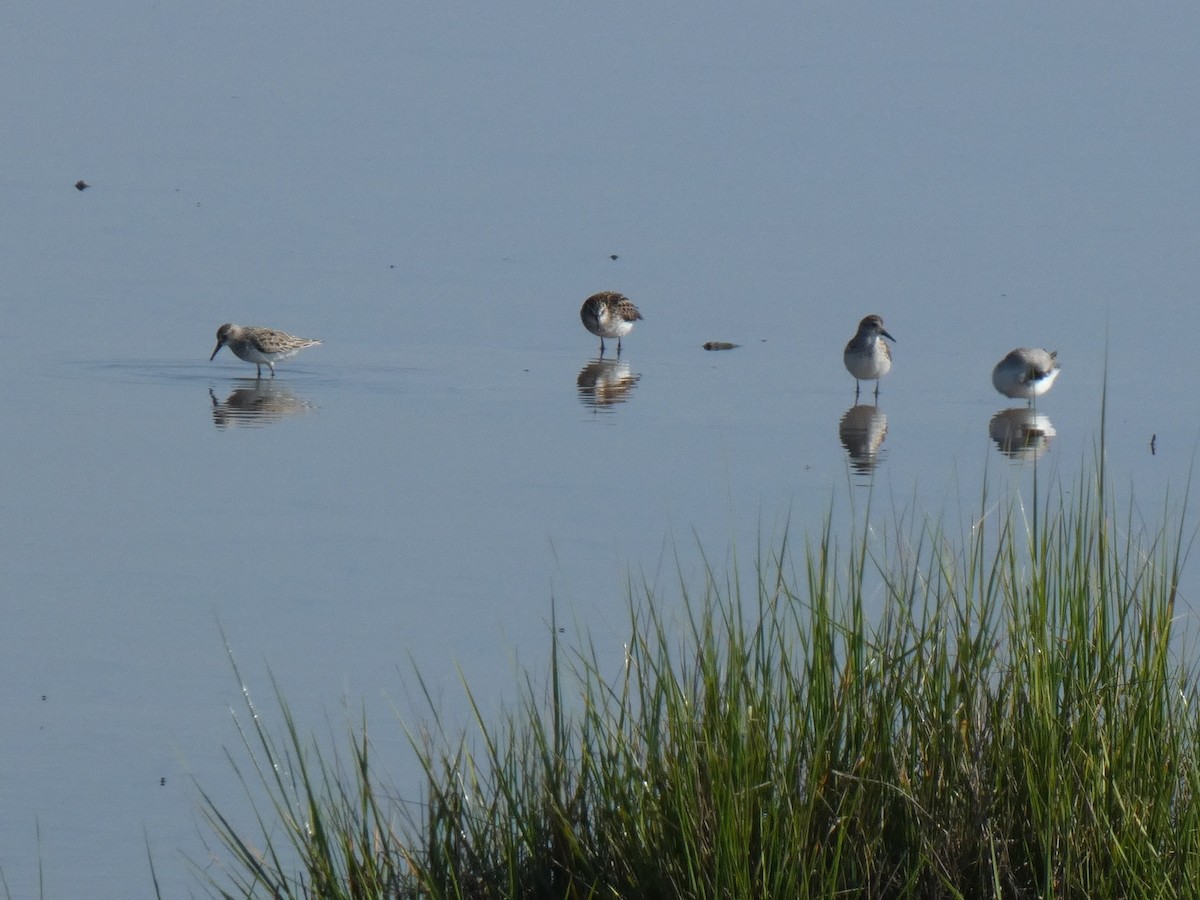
[198,463,1200,898]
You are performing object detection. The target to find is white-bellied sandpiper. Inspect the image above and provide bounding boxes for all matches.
[843,314,895,398]
[992,348,1059,403]
[210,323,321,377]
[580,291,643,356]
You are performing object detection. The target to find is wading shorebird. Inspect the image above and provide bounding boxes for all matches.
[209,323,321,377]
[580,291,643,356]
[992,348,1059,403]
[843,314,895,398]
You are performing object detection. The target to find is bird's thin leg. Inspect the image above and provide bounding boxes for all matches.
[616,337,623,356]
[255,364,262,378]
[599,338,606,358]
[874,380,880,399]
[854,380,861,400]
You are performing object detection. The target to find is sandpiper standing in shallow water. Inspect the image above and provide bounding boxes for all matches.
[992,348,1059,403]
[210,323,322,377]
[580,291,643,356]
[843,314,895,398]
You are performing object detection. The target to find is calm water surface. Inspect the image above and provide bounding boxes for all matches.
[3,3,1200,896]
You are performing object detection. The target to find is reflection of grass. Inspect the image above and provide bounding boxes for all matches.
[198,468,1200,898]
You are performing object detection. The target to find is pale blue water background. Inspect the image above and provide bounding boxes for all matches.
[3,3,1200,896]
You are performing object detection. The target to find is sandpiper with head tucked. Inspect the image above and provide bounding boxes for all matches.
[843,314,895,398]
[580,291,643,356]
[992,348,1059,403]
[210,324,321,377]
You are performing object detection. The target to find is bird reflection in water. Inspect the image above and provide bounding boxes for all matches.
[988,408,1056,460]
[210,382,316,428]
[577,357,640,411]
[839,404,888,474]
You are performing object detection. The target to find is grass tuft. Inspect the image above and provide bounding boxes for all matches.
[197,466,1200,899]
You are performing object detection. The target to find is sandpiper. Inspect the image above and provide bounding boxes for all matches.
[580,291,643,356]
[209,323,321,377]
[992,348,1059,402]
[843,314,895,398]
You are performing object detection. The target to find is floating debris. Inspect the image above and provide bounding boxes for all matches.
[703,341,739,351]
[74,180,89,191]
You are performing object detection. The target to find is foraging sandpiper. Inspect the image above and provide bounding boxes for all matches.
[209,323,322,377]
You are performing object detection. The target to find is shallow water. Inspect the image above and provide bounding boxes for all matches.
[3,3,1200,896]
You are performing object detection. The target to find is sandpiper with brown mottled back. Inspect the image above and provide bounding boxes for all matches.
[209,324,322,377]
[580,291,643,356]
